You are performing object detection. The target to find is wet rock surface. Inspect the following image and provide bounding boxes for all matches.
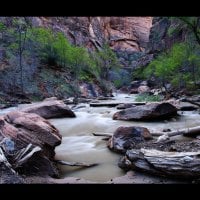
[19,98,76,119]
[117,137,200,179]
[113,102,178,121]
[119,147,200,179]
[0,110,62,182]
[108,126,152,153]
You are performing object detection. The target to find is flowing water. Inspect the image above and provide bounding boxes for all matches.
[1,93,200,182]
[49,94,200,182]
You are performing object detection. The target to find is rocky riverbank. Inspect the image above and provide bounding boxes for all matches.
[1,94,200,184]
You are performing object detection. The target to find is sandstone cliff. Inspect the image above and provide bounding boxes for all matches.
[0,17,153,100]
[29,17,152,53]
[147,17,189,54]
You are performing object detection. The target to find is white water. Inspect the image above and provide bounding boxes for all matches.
[1,94,200,182]
[49,94,200,182]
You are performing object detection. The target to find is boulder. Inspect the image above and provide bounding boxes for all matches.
[138,85,150,94]
[108,126,152,153]
[113,102,177,121]
[0,111,62,178]
[5,111,61,149]
[20,99,76,119]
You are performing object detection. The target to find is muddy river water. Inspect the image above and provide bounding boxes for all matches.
[50,94,200,182]
[1,93,200,182]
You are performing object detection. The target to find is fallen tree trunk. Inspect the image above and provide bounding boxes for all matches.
[90,102,145,107]
[56,160,98,168]
[152,125,200,138]
[92,132,113,137]
[119,148,200,179]
[181,99,200,107]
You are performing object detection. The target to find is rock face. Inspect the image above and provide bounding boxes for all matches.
[0,17,153,100]
[108,126,152,153]
[103,17,152,52]
[20,98,76,119]
[30,17,152,70]
[29,17,152,52]
[113,102,177,121]
[0,111,62,179]
[79,83,103,98]
[147,17,190,55]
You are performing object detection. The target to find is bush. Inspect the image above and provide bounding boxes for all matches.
[135,93,163,102]
[1,20,121,97]
[143,42,200,92]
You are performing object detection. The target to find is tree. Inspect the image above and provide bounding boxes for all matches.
[3,18,30,94]
[90,43,120,95]
[143,42,200,93]
[94,43,119,80]
[17,22,27,93]
[177,17,200,46]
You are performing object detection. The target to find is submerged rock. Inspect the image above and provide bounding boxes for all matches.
[108,126,152,153]
[113,102,177,121]
[20,98,76,119]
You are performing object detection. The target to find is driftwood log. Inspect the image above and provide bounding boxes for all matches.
[181,98,200,107]
[119,148,200,179]
[56,160,98,168]
[152,125,200,140]
[90,102,145,107]
[92,132,113,137]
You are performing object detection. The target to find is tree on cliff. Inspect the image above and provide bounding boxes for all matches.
[177,17,200,46]
[139,17,200,95]
[3,18,31,94]
[89,43,120,95]
[15,20,28,93]
[94,43,119,81]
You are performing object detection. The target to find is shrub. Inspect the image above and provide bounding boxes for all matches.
[143,42,200,92]
[135,93,162,102]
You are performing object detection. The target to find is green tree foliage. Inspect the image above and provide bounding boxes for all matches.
[176,17,200,45]
[143,42,200,92]
[0,22,6,31]
[1,19,120,97]
[0,18,30,93]
[31,27,120,96]
[31,28,67,67]
[88,44,120,94]
[93,43,120,80]
[135,93,162,102]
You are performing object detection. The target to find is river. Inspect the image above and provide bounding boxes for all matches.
[50,93,200,182]
[1,93,200,182]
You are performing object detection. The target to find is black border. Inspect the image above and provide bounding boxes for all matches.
[0,184,198,197]
[0,0,198,16]
[0,2,198,198]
